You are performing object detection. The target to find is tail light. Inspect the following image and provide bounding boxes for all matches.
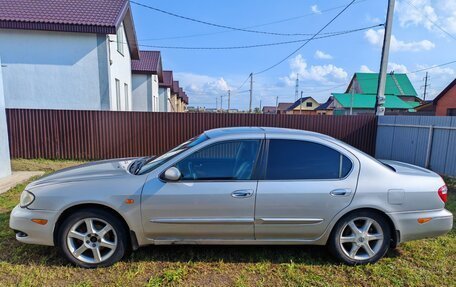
[438,185,448,203]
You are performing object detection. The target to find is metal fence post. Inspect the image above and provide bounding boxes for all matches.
[425,125,434,169]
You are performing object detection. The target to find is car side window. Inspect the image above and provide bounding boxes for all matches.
[265,139,352,180]
[175,140,261,181]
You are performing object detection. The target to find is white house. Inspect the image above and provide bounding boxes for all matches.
[0,0,139,111]
[0,57,11,179]
[131,51,163,112]
[159,70,174,112]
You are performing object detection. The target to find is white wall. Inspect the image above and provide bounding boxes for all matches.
[151,74,159,112]
[132,73,160,112]
[158,87,171,112]
[0,29,109,110]
[107,23,132,111]
[132,74,151,111]
[0,57,11,178]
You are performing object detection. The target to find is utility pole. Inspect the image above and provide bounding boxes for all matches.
[249,73,253,113]
[220,95,224,113]
[259,100,262,113]
[300,90,303,114]
[227,90,231,113]
[375,0,395,116]
[422,72,430,101]
[275,96,279,114]
[295,74,299,101]
[216,97,218,112]
[350,86,354,115]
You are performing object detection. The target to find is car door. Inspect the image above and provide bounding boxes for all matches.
[255,136,359,241]
[141,138,262,241]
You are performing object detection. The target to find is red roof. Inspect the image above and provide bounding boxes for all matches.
[0,0,139,58]
[160,71,174,88]
[178,87,184,100]
[182,93,189,105]
[131,51,163,80]
[172,81,180,95]
[277,102,293,111]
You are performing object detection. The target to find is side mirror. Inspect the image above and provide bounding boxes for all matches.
[162,167,181,181]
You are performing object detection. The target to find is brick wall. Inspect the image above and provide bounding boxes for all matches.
[436,84,456,116]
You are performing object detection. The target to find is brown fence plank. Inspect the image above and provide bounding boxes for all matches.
[6,109,377,160]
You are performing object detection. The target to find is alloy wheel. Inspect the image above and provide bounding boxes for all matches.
[66,217,118,264]
[339,217,384,261]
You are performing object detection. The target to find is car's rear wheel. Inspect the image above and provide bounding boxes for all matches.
[329,211,391,265]
[58,208,127,268]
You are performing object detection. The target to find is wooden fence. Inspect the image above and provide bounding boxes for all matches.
[6,109,378,160]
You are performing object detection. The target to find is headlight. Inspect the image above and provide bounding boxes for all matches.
[20,190,35,208]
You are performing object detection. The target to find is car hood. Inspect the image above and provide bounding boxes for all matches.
[27,158,138,188]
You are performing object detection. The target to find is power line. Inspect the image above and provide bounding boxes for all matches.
[131,0,367,37]
[254,0,357,75]
[137,24,381,50]
[405,0,456,41]
[408,60,456,74]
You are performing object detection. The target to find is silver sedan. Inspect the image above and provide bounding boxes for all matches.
[10,127,453,268]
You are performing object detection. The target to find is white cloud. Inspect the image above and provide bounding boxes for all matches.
[281,54,347,85]
[396,0,456,36]
[396,0,437,31]
[314,50,333,60]
[366,14,382,24]
[365,29,435,52]
[388,62,409,73]
[360,65,374,73]
[310,4,321,14]
[173,72,231,106]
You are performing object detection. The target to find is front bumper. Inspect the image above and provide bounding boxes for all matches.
[9,205,57,246]
[388,208,453,243]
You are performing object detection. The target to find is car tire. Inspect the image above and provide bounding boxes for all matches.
[328,210,391,265]
[57,208,128,268]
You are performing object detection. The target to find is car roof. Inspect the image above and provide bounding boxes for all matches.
[204,127,331,139]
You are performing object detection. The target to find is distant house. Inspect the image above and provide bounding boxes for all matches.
[315,96,334,115]
[178,88,188,112]
[432,78,456,116]
[171,81,181,112]
[346,72,422,106]
[158,71,173,112]
[277,103,293,114]
[262,106,277,114]
[414,101,435,115]
[331,72,420,114]
[131,51,163,112]
[332,93,413,115]
[0,0,139,111]
[285,97,320,115]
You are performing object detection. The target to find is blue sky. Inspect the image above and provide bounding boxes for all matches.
[131,0,456,109]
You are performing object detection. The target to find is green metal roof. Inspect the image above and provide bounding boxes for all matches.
[353,73,418,96]
[332,93,414,109]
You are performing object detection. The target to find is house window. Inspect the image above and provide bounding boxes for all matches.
[115,79,121,111]
[265,139,352,180]
[306,102,312,107]
[124,83,129,111]
[117,23,124,55]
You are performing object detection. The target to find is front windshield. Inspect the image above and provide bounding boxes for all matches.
[137,133,209,175]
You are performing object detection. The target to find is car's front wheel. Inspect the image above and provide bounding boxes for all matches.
[329,211,391,265]
[58,208,127,268]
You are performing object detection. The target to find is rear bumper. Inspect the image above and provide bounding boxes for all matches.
[9,205,56,246]
[388,209,453,243]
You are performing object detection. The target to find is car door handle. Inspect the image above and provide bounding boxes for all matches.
[330,189,352,196]
[231,190,253,198]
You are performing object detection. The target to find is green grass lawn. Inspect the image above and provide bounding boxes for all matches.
[0,159,454,287]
